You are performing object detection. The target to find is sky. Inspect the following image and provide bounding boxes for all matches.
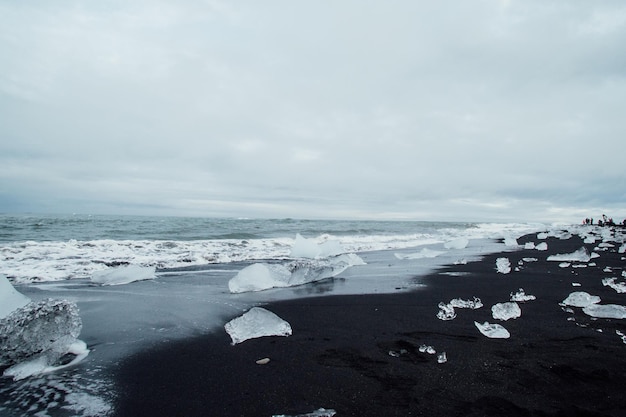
[1,0,625,223]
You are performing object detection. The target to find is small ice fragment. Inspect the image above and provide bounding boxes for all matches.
[524,242,536,249]
[224,307,292,345]
[597,242,615,248]
[454,258,468,265]
[562,292,601,307]
[436,302,456,320]
[559,262,571,268]
[510,289,536,302]
[604,267,613,273]
[419,344,436,354]
[437,352,447,363]
[496,258,511,274]
[537,232,549,239]
[91,265,156,286]
[582,304,626,319]
[0,275,31,319]
[491,302,521,321]
[623,271,626,278]
[522,257,538,262]
[388,350,400,357]
[619,244,626,254]
[617,330,626,344]
[536,242,548,251]
[273,408,337,417]
[547,247,591,262]
[474,321,510,339]
[572,282,582,287]
[450,297,483,309]
[256,358,270,365]
[602,278,626,293]
[444,238,469,249]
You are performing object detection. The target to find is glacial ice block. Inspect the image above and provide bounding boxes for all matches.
[496,258,511,274]
[224,307,292,345]
[582,304,626,319]
[491,302,521,321]
[547,247,591,263]
[0,274,31,319]
[91,265,156,285]
[0,298,87,379]
[474,321,510,339]
[562,291,601,307]
[602,278,626,293]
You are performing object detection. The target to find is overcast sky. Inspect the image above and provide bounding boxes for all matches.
[1,1,625,223]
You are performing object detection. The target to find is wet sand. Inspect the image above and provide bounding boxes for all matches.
[113,229,626,417]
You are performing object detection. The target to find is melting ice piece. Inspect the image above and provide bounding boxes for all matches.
[547,247,591,263]
[437,352,447,364]
[444,238,469,249]
[228,254,363,293]
[0,299,86,379]
[510,288,536,302]
[562,292,601,307]
[602,278,626,293]
[496,258,511,274]
[582,304,626,319]
[559,262,571,268]
[491,302,521,321]
[290,234,343,259]
[224,307,292,345]
[4,340,89,381]
[0,275,31,319]
[504,237,519,247]
[91,265,156,286]
[437,302,456,320]
[395,248,445,260]
[273,408,337,417]
[524,242,536,249]
[450,297,483,309]
[619,244,626,254]
[474,321,510,339]
[535,242,548,251]
[419,344,436,354]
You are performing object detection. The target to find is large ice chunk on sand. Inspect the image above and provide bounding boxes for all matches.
[496,258,511,274]
[91,265,156,285]
[562,291,601,307]
[228,254,364,293]
[224,307,292,345]
[583,304,626,319]
[491,302,521,320]
[474,321,510,339]
[547,247,591,263]
[290,234,343,258]
[0,274,31,319]
[1,298,87,380]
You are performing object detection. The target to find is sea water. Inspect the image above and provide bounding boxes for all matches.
[0,214,545,416]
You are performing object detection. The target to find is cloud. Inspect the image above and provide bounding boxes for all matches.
[1,1,625,222]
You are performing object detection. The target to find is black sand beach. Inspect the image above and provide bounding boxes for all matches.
[113,230,626,417]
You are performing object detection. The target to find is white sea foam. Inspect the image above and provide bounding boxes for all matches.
[224,307,292,345]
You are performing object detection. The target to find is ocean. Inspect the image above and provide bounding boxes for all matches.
[0,214,546,417]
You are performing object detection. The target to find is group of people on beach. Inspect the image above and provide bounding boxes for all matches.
[583,214,626,227]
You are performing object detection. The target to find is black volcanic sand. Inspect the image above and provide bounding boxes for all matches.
[113,229,626,417]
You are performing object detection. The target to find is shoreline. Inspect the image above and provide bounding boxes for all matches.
[112,230,626,417]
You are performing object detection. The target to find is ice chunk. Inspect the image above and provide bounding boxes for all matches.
[537,232,549,239]
[395,248,445,260]
[450,297,483,309]
[536,242,548,251]
[562,291,601,307]
[0,274,31,319]
[474,321,510,339]
[491,302,521,321]
[3,340,89,380]
[91,265,156,285]
[444,238,469,249]
[602,278,626,294]
[0,299,86,379]
[617,330,626,344]
[273,408,337,417]
[437,352,447,364]
[510,288,536,302]
[419,344,436,354]
[559,262,571,268]
[496,257,511,274]
[619,244,626,254]
[522,257,538,262]
[582,304,626,319]
[224,307,292,345]
[290,234,343,258]
[504,237,518,247]
[547,247,591,262]
[524,242,536,249]
[436,302,456,320]
[228,254,363,293]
